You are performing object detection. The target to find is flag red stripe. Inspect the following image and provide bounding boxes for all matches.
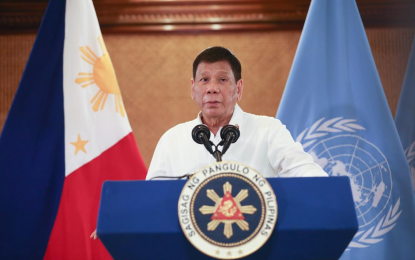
[44,132,147,260]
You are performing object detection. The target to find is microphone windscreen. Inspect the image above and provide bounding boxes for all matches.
[192,124,211,144]
[220,125,240,143]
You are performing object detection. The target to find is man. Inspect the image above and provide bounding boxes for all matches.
[146,47,327,179]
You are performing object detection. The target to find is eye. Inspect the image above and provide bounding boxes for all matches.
[200,77,208,82]
[220,78,227,82]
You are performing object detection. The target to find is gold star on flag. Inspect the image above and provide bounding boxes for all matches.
[70,134,89,155]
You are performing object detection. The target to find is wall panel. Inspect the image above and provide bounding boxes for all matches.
[1,28,414,167]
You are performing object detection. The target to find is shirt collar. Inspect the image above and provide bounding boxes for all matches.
[196,103,243,129]
[229,103,243,129]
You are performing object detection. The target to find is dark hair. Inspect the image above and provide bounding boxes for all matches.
[193,46,242,82]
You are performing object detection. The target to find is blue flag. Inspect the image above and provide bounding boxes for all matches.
[395,37,415,191]
[0,0,66,259]
[0,0,65,258]
[276,0,415,259]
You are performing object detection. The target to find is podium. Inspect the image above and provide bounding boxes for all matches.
[97,177,358,260]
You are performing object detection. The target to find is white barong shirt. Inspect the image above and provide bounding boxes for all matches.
[146,104,327,179]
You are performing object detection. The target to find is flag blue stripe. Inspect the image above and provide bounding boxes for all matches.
[0,0,66,258]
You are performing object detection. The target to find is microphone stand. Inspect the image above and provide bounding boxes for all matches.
[212,144,223,162]
[192,124,240,163]
[153,124,240,180]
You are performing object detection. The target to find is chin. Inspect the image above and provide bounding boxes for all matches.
[203,110,223,118]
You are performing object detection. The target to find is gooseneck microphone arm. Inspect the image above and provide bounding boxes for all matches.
[199,132,214,155]
[149,173,194,180]
[192,125,214,154]
[192,125,222,162]
[221,132,235,155]
[212,150,222,162]
[220,125,240,155]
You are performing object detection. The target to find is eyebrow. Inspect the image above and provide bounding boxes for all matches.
[197,71,231,77]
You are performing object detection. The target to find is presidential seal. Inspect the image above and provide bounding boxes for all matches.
[178,161,277,259]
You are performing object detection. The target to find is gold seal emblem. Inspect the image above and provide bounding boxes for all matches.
[199,181,257,239]
[178,161,277,259]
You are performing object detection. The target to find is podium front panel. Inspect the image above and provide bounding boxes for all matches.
[97,177,357,260]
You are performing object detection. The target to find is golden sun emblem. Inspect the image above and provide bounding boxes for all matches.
[75,36,125,117]
[199,182,257,239]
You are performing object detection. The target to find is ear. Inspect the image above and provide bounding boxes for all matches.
[191,78,195,100]
[236,79,243,101]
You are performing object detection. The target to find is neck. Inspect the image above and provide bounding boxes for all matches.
[201,114,232,137]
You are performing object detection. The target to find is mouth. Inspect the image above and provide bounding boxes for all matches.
[205,101,220,106]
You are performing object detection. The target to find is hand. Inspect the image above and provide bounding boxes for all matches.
[90,230,97,240]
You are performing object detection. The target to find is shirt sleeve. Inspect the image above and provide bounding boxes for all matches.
[267,120,328,177]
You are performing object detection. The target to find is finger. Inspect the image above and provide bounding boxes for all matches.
[90,231,97,240]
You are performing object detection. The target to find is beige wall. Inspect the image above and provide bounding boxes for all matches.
[1,28,414,167]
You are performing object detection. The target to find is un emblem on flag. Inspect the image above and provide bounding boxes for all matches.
[178,162,277,259]
[297,117,401,249]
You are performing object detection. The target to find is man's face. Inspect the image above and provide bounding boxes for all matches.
[191,61,243,121]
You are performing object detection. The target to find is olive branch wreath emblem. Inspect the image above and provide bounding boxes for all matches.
[404,141,415,167]
[295,117,401,249]
[404,141,415,194]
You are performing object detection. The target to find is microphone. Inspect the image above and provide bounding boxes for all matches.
[192,125,214,154]
[220,125,240,155]
[149,173,194,180]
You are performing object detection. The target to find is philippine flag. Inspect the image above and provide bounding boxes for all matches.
[0,0,147,259]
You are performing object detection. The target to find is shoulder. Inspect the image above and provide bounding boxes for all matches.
[240,111,290,142]
[164,119,196,135]
[243,111,283,128]
[158,119,198,143]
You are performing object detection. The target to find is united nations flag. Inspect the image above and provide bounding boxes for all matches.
[276,0,415,259]
[178,161,277,259]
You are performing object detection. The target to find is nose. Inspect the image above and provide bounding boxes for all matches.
[206,82,220,94]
